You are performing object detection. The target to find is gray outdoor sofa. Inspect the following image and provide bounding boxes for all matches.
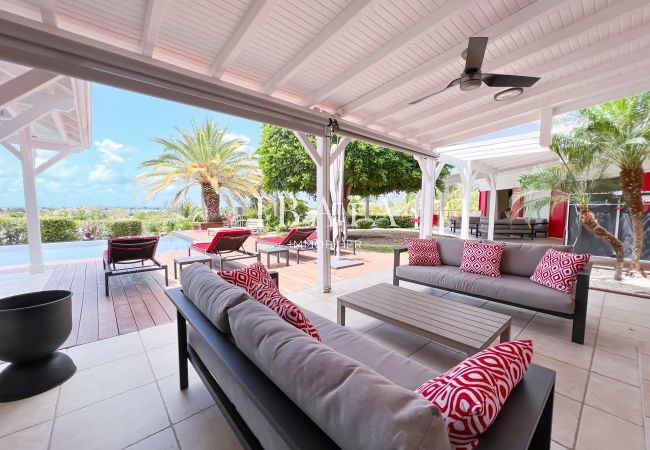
[394,236,591,344]
[476,218,549,240]
[166,263,556,450]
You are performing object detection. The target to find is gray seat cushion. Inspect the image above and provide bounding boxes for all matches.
[180,263,251,333]
[396,264,575,314]
[229,300,451,450]
[433,236,464,267]
[304,311,435,390]
[498,242,573,277]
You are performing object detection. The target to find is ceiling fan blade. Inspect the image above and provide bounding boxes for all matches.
[464,37,488,72]
[409,78,460,105]
[481,73,540,88]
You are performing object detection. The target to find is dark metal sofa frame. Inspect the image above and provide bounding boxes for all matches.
[393,247,591,344]
[103,236,168,296]
[166,277,555,450]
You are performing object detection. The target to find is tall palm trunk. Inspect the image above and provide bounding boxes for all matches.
[580,207,625,281]
[201,182,222,223]
[619,166,646,276]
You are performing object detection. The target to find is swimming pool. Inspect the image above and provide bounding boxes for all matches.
[0,235,191,266]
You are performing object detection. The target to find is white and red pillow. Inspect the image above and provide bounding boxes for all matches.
[220,262,320,340]
[252,284,321,340]
[459,241,506,277]
[530,248,590,293]
[404,236,441,266]
[416,340,533,450]
[219,261,277,299]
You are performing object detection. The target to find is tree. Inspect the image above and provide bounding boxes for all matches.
[516,133,625,280]
[256,124,449,211]
[136,119,260,223]
[578,92,650,276]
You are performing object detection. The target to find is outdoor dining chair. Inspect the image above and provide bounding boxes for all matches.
[103,235,168,296]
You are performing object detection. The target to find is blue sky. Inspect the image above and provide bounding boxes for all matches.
[0,83,262,208]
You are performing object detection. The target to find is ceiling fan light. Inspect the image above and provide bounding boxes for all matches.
[494,87,523,101]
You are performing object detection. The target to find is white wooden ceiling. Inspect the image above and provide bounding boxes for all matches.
[1,0,648,151]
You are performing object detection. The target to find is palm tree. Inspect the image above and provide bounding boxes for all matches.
[516,133,625,280]
[136,119,261,224]
[578,92,650,276]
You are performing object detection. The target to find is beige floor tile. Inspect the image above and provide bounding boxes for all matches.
[533,354,589,402]
[343,309,387,333]
[174,406,242,450]
[439,291,488,308]
[57,353,155,415]
[66,332,144,370]
[0,387,58,437]
[575,405,645,450]
[550,441,569,450]
[148,343,180,380]
[552,393,581,448]
[410,341,466,374]
[592,349,640,387]
[641,354,650,381]
[479,302,535,328]
[605,292,650,315]
[602,307,650,329]
[140,322,178,351]
[365,324,429,356]
[600,318,650,343]
[126,428,179,450]
[0,421,52,450]
[585,373,643,425]
[158,369,215,424]
[644,380,650,418]
[51,383,169,450]
[596,331,639,360]
[518,327,595,369]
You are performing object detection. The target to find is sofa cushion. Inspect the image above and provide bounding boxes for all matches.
[395,265,575,314]
[304,311,436,390]
[253,283,321,340]
[405,236,442,266]
[180,263,251,333]
[459,241,506,278]
[531,248,591,293]
[417,340,533,450]
[434,236,465,267]
[495,242,573,278]
[229,300,451,450]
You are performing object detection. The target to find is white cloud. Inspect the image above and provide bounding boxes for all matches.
[88,164,114,182]
[95,138,125,164]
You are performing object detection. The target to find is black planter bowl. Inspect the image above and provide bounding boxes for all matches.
[0,290,76,402]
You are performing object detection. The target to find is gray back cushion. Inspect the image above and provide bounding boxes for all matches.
[434,236,464,267]
[180,263,251,333]
[229,300,451,450]
[495,242,573,277]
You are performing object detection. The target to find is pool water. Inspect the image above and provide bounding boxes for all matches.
[0,235,191,266]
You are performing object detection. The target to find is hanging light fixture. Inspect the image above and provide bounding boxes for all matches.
[494,87,524,101]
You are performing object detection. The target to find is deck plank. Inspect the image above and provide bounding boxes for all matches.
[96,258,119,339]
[77,260,99,345]
[120,272,155,330]
[132,272,172,325]
[109,269,138,335]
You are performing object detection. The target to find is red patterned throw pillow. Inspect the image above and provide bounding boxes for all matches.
[253,285,321,340]
[219,261,277,299]
[416,340,533,450]
[530,248,590,293]
[404,236,441,266]
[459,241,506,277]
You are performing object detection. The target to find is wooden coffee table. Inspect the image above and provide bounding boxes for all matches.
[337,283,512,355]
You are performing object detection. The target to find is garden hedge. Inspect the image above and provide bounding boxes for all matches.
[107,220,143,237]
[40,217,78,242]
[356,218,374,229]
[0,218,28,245]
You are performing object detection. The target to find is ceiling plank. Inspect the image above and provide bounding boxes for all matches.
[262,0,378,95]
[142,0,166,57]
[208,0,278,78]
[337,0,575,117]
[37,0,57,27]
[0,68,60,110]
[304,0,478,107]
[382,18,650,132]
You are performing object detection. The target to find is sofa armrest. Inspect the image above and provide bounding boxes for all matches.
[269,270,279,288]
[393,247,408,286]
[571,261,592,344]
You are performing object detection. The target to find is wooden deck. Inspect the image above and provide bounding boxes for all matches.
[0,236,394,348]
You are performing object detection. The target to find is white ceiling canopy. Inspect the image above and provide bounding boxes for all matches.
[0,0,648,160]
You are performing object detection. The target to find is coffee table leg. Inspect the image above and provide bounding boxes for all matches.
[500,325,511,342]
[174,262,178,280]
[285,251,289,266]
[337,300,345,326]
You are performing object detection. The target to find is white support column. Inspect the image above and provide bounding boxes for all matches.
[19,130,44,273]
[316,134,332,292]
[487,174,498,241]
[416,156,436,238]
[438,189,445,235]
[539,107,553,148]
[459,163,473,240]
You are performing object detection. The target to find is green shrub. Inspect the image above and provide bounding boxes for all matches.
[392,215,414,228]
[274,224,290,232]
[108,220,143,237]
[40,217,78,242]
[374,217,391,228]
[0,217,28,245]
[144,221,164,235]
[356,218,374,229]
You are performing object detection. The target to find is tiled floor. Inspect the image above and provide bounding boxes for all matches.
[1,265,649,449]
